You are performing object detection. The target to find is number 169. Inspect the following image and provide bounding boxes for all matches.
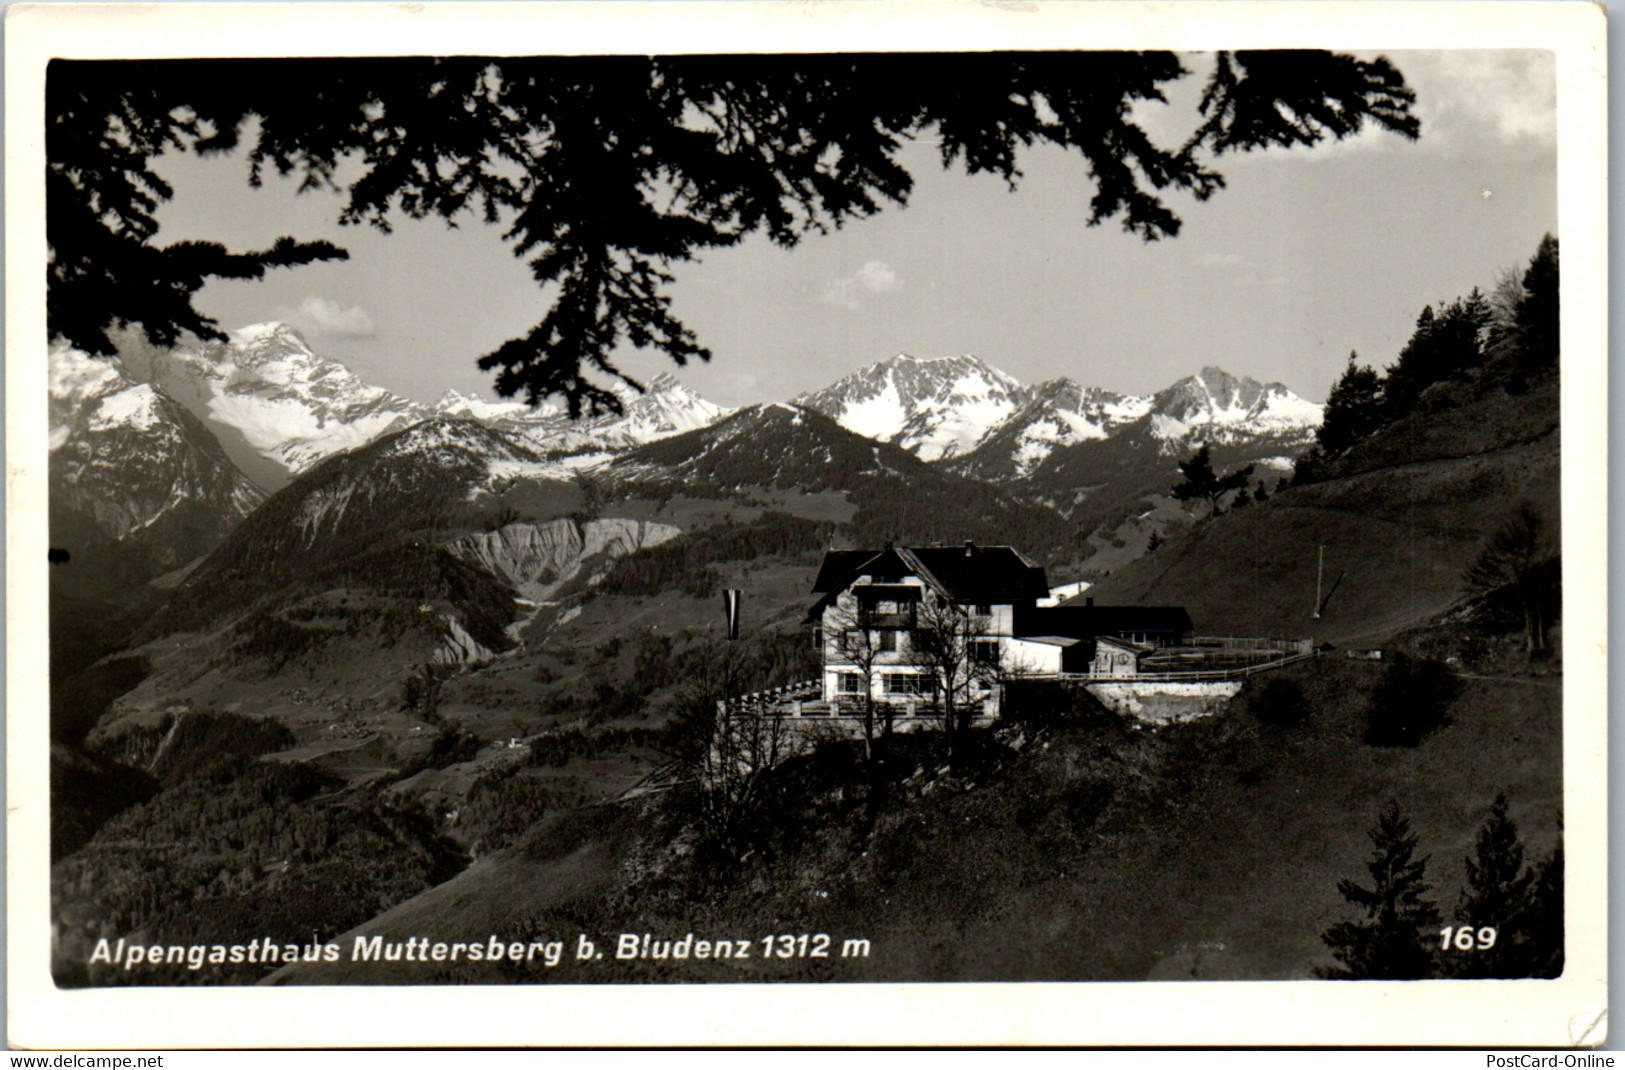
[1440,926,1497,951]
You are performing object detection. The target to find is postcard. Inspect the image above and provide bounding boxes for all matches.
[6,1,1608,1049]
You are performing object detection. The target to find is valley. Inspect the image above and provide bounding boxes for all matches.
[47,312,1564,988]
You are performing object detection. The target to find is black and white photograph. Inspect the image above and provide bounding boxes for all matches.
[7,1,1608,1049]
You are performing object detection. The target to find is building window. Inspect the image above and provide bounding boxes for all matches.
[971,640,1000,666]
[975,604,991,617]
[877,630,898,653]
[885,673,936,696]
[838,674,865,694]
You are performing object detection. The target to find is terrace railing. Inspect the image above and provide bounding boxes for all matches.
[1037,648,1318,683]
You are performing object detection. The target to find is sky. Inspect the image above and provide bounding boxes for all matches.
[150,49,1557,410]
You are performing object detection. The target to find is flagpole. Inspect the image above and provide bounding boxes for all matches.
[1313,545,1324,620]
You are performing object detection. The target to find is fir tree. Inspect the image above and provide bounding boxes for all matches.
[1318,801,1443,979]
[1449,793,1538,978]
[1316,352,1385,456]
[1514,234,1560,370]
[1385,293,1491,416]
[1171,445,1254,518]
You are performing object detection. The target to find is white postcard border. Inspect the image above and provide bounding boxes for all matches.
[5,1,1608,1049]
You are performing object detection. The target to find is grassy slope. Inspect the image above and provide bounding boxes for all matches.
[1085,378,1559,647]
[267,655,1559,984]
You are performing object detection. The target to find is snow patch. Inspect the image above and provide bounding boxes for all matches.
[834,381,908,441]
[434,389,539,422]
[228,322,292,345]
[49,345,124,403]
[1149,413,1189,440]
[90,384,165,433]
[482,457,579,486]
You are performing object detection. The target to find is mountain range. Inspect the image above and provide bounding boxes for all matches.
[797,353,1320,476]
[98,328,1320,494]
[114,323,733,490]
[49,329,1324,652]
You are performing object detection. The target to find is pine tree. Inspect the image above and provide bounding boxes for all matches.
[1449,793,1538,978]
[1385,293,1491,416]
[1317,801,1443,979]
[1316,353,1385,456]
[1171,445,1254,518]
[1514,234,1560,370]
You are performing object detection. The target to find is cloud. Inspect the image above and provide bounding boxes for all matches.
[281,295,377,338]
[819,260,902,310]
[1291,50,1556,162]
[1413,50,1557,149]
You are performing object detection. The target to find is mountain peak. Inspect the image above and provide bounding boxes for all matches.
[1146,366,1321,445]
[796,352,1027,462]
[228,321,309,349]
[433,388,542,422]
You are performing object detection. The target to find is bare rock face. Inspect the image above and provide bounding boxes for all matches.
[447,518,682,603]
[431,615,502,667]
[49,344,265,582]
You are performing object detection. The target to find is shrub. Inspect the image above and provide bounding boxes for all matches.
[1363,653,1461,747]
[1249,677,1309,727]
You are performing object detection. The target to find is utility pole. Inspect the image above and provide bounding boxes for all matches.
[1313,545,1325,619]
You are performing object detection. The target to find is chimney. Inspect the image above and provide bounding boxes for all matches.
[964,539,975,557]
[1086,596,1094,607]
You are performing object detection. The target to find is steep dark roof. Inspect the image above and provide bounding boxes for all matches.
[1014,604,1194,641]
[811,550,885,594]
[810,543,1049,604]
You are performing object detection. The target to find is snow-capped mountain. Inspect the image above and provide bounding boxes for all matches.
[795,355,1319,480]
[435,371,733,456]
[117,322,430,487]
[431,388,552,424]
[610,401,1074,554]
[947,378,1154,481]
[587,372,734,450]
[49,344,264,579]
[119,325,734,485]
[1145,366,1322,450]
[274,415,588,549]
[1006,367,1321,527]
[795,354,1029,462]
